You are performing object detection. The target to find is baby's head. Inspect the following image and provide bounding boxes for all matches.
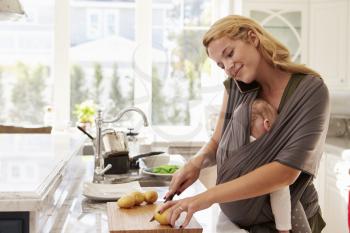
[250,99,277,139]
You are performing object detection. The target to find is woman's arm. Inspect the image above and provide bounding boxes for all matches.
[207,161,300,204]
[162,79,330,228]
[164,89,229,200]
[160,161,300,228]
[190,88,229,169]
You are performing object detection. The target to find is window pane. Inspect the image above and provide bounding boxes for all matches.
[0,0,54,126]
[70,0,135,125]
[183,0,212,26]
[152,0,212,126]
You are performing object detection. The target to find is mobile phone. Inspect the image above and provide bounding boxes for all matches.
[234,79,260,93]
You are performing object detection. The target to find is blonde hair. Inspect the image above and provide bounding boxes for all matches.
[250,99,277,133]
[203,15,320,77]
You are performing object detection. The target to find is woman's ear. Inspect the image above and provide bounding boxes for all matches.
[248,30,259,47]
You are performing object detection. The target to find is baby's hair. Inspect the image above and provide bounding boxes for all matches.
[250,99,277,132]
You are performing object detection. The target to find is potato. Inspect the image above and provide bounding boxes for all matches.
[153,208,170,225]
[117,195,135,208]
[144,190,158,204]
[130,191,145,205]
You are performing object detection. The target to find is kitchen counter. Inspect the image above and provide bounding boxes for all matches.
[0,130,247,233]
[0,132,85,232]
[42,155,247,233]
[3,133,348,233]
[54,141,350,233]
[320,136,350,233]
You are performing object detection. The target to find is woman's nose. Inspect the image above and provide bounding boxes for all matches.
[224,62,234,76]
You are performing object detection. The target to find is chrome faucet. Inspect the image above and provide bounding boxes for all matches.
[93,106,149,183]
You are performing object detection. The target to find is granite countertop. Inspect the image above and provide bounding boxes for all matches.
[3,131,347,232]
[46,155,247,233]
[0,130,247,233]
[2,132,347,232]
[0,132,85,211]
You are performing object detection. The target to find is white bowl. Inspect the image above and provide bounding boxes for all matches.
[139,154,170,168]
[139,153,186,169]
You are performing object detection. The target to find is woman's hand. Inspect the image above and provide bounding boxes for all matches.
[163,159,201,201]
[158,192,213,228]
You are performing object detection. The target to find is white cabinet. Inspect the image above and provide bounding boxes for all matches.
[241,0,350,90]
[310,151,349,233]
[323,152,350,233]
[243,0,308,64]
[314,153,326,211]
[309,0,349,90]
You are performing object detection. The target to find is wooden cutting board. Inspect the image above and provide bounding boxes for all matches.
[107,202,203,233]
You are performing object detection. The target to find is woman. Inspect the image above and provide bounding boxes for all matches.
[159,15,329,233]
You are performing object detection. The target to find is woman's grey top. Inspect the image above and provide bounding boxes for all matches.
[216,74,330,232]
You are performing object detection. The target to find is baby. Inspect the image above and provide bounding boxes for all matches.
[250,99,291,233]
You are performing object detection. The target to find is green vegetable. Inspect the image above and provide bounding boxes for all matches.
[74,100,96,124]
[151,165,180,174]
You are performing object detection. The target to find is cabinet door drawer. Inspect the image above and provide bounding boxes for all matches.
[0,220,22,233]
[0,212,29,233]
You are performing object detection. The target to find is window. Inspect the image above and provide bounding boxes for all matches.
[0,0,230,134]
[151,0,213,126]
[105,11,118,35]
[87,10,102,39]
[68,0,229,133]
[70,0,135,125]
[0,0,54,126]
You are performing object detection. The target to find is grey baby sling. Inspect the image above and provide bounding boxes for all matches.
[216,74,330,232]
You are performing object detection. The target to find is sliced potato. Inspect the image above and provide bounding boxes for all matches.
[154,208,170,225]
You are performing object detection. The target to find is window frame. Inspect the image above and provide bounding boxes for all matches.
[54,0,231,137]
[104,10,119,36]
[86,9,102,39]
[53,0,70,130]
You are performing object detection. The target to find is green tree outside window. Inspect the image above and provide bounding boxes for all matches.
[10,63,47,124]
[70,64,88,123]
